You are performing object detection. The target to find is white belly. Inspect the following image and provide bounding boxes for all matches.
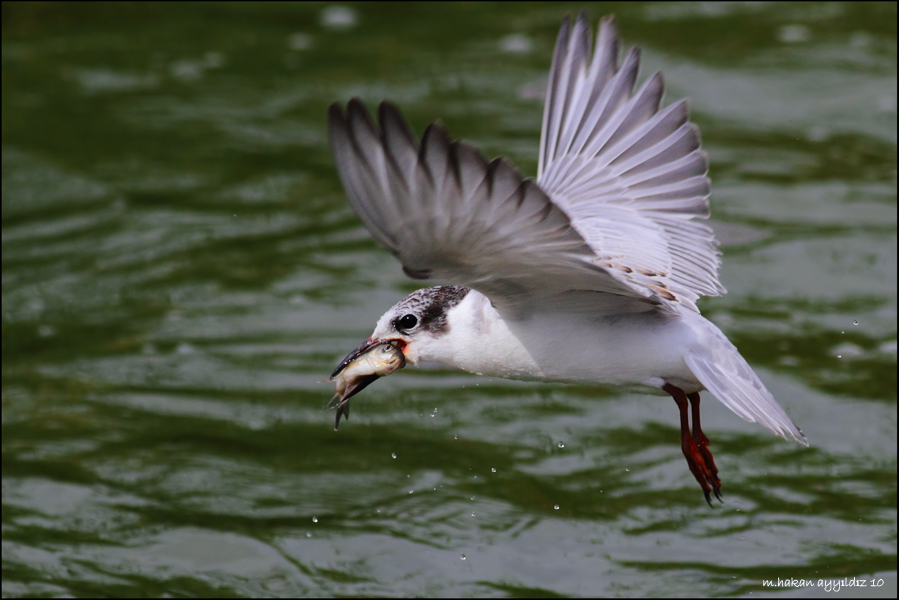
[436,291,702,392]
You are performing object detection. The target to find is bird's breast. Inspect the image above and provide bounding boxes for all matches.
[440,293,700,388]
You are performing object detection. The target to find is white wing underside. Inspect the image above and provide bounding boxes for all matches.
[538,14,724,312]
[329,15,723,318]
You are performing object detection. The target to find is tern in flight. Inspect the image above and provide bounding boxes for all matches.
[327,13,807,504]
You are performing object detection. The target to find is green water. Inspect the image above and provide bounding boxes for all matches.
[2,2,896,597]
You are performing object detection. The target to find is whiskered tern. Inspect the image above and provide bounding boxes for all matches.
[328,13,807,505]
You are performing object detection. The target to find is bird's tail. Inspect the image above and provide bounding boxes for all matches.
[685,323,807,445]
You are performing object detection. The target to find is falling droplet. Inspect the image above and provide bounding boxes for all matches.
[557,442,565,448]
[460,554,466,560]
[554,504,560,510]
[376,509,381,513]
[625,467,630,472]
[391,452,397,459]
[312,517,318,523]
[837,355,842,358]
[409,490,414,494]
[470,496,475,501]
[853,320,859,326]
[454,435,458,440]
[471,511,476,517]
[491,468,496,473]
[306,532,311,538]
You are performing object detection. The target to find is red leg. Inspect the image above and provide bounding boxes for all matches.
[663,384,722,506]
[688,391,722,501]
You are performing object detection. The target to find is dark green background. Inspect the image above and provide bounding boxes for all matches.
[3,2,896,597]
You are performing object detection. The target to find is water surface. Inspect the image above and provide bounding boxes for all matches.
[2,2,896,597]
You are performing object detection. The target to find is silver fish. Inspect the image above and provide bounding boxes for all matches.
[328,342,405,429]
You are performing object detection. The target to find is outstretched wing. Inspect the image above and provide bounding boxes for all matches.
[539,13,725,312]
[329,100,672,316]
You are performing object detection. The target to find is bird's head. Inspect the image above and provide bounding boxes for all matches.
[332,286,471,377]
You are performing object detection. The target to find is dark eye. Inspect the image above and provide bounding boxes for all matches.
[397,314,418,331]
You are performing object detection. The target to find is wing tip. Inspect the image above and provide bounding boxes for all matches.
[327,102,348,151]
[622,45,642,70]
[379,101,419,151]
[421,120,453,154]
[555,13,573,50]
[328,101,346,121]
[377,101,404,127]
[648,70,665,94]
[347,97,375,127]
[346,97,367,116]
[596,14,619,52]
[775,423,809,446]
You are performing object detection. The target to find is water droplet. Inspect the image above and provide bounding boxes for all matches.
[778,24,809,44]
[853,320,859,326]
[454,435,458,440]
[557,442,565,448]
[409,490,414,494]
[841,330,845,334]
[391,452,396,459]
[287,33,312,51]
[473,475,477,479]
[306,532,311,538]
[470,496,475,501]
[460,554,466,560]
[471,511,476,517]
[837,355,842,358]
[500,33,532,54]
[320,5,357,30]
[376,509,381,513]
[554,504,559,510]
[491,468,496,473]
[625,467,630,472]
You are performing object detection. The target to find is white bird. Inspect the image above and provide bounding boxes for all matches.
[327,13,807,505]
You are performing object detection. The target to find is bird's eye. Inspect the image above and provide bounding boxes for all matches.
[397,314,418,331]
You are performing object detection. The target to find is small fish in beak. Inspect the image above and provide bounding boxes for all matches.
[328,341,405,430]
